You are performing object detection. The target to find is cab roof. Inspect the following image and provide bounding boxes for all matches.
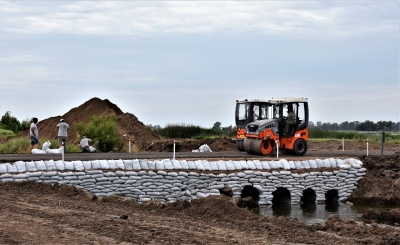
[269,97,308,103]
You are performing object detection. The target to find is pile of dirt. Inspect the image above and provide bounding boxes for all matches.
[348,153,400,204]
[21,97,160,151]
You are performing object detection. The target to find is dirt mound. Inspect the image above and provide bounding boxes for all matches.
[362,208,400,225]
[348,153,400,204]
[20,97,160,151]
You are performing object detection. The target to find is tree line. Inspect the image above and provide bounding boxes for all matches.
[1,110,399,136]
[309,120,399,131]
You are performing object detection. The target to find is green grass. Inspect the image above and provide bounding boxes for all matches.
[309,128,400,144]
[0,137,87,154]
[0,129,15,138]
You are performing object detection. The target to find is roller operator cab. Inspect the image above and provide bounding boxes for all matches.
[243,97,309,156]
[235,99,275,151]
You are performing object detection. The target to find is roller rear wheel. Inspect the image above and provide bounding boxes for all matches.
[293,139,307,156]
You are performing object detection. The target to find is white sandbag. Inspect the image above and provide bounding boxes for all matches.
[187,161,196,169]
[194,160,205,170]
[140,159,149,169]
[294,161,303,170]
[233,161,243,170]
[15,161,27,173]
[288,161,296,169]
[46,148,61,154]
[64,161,75,170]
[5,163,17,173]
[147,160,156,169]
[42,141,51,151]
[163,159,174,170]
[261,161,270,170]
[269,161,278,169]
[316,159,324,168]
[309,160,318,169]
[180,160,189,170]
[275,161,283,169]
[225,161,235,171]
[217,160,227,171]
[329,158,337,168]
[202,160,211,171]
[280,159,291,170]
[0,164,8,173]
[155,160,164,170]
[199,144,212,152]
[35,160,47,170]
[130,159,140,170]
[73,161,84,171]
[115,160,125,169]
[240,160,249,169]
[302,161,311,169]
[44,160,56,170]
[31,149,46,154]
[83,161,92,170]
[323,159,331,168]
[91,160,101,169]
[108,160,117,169]
[210,161,219,171]
[54,160,65,170]
[89,146,96,152]
[247,160,256,170]
[253,160,263,170]
[173,160,183,169]
[99,160,110,169]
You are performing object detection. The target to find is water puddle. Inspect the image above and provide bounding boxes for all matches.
[259,203,398,225]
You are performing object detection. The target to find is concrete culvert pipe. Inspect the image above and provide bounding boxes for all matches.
[272,187,291,205]
[325,189,339,204]
[300,188,316,205]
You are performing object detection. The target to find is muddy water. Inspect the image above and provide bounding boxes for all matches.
[259,203,397,225]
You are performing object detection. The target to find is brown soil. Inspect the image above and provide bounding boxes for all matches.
[1,180,399,245]
[2,98,400,244]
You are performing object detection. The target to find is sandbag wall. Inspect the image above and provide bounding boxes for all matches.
[0,158,366,205]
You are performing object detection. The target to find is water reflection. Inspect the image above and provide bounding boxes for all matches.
[260,203,362,225]
[271,203,291,215]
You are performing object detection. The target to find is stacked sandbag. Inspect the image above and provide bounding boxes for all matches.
[0,158,365,204]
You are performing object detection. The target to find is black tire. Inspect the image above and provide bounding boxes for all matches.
[236,140,244,151]
[293,139,307,156]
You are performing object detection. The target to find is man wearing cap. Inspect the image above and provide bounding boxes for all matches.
[57,119,69,153]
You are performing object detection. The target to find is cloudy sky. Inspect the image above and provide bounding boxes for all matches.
[0,1,398,128]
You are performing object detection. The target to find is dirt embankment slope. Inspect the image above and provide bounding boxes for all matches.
[20,97,160,151]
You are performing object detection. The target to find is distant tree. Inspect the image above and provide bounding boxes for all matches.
[221,125,235,136]
[212,122,222,131]
[317,121,322,127]
[377,121,394,131]
[0,111,22,133]
[356,120,377,131]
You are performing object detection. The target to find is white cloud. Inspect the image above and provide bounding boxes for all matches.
[0,1,396,38]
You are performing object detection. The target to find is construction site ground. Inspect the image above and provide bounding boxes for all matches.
[1,98,399,244]
[0,150,399,244]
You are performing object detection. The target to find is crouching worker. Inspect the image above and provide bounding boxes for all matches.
[79,136,93,153]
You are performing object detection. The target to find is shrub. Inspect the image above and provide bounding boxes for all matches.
[76,114,123,152]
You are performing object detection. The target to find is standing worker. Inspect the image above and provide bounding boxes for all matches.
[57,119,69,153]
[30,117,39,151]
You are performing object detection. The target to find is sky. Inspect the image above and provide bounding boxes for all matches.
[0,1,399,128]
